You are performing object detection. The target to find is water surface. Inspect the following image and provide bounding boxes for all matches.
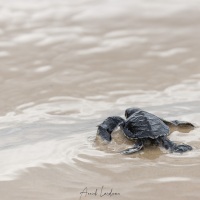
[0,0,200,199]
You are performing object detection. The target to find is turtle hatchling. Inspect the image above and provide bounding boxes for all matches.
[97,108,194,154]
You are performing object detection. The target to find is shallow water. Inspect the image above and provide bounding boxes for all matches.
[0,0,200,199]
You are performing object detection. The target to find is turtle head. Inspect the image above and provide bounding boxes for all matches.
[125,107,141,118]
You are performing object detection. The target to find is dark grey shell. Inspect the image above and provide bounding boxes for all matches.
[122,110,170,139]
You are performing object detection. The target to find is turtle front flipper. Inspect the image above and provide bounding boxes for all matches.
[120,139,143,154]
[160,118,195,128]
[97,116,125,142]
[158,136,192,153]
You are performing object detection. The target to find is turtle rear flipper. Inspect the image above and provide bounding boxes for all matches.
[170,120,195,128]
[160,118,195,128]
[97,116,125,142]
[158,136,192,153]
[120,139,143,155]
[173,144,193,153]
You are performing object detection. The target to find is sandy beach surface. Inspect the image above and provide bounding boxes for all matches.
[0,0,200,199]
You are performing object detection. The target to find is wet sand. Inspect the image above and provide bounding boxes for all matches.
[0,0,200,199]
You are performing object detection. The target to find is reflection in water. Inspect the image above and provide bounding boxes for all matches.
[0,0,200,199]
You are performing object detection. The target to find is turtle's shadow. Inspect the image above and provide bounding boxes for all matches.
[94,131,162,160]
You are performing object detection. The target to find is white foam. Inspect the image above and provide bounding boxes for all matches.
[147,48,189,57]
[0,51,10,57]
[156,177,191,183]
[35,65,52,73]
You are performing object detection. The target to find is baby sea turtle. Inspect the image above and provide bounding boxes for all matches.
[97,108,194,154]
